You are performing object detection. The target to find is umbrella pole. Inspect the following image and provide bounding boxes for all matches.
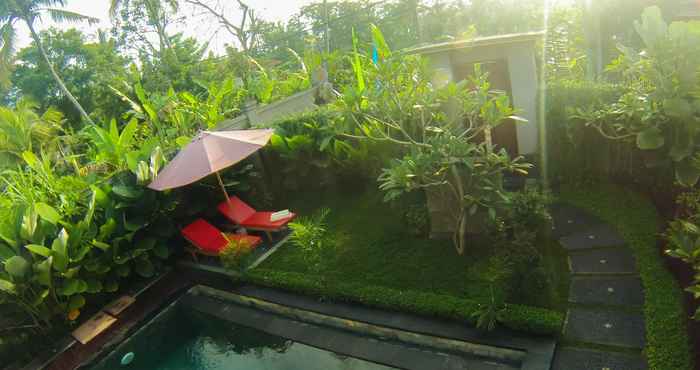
[215,171,231,203]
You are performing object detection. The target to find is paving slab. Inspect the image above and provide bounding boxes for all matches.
[552,347,647,370]
[569,276,644,307]
[569,248,637,275]
[550,203,603,238]
[564,308,645,349]
[559,224,626,250]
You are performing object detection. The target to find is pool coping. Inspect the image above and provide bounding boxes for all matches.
[220,284,556,370]
[190,284,525,362]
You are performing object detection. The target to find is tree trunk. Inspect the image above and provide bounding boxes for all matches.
[25,21,94,125]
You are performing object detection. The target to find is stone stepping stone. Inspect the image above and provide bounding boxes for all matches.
[560,224,625,251]
[569,276,644,307]
[564,308,645,349]
[569,248,637,275]
[552,347,646,370]
[550,204,602,238]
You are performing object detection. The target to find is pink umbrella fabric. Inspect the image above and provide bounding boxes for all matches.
[148,129,274,191]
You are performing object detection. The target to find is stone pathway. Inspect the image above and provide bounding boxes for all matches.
[550,203,647,370]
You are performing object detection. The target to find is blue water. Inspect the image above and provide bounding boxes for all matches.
[90,305,395,370]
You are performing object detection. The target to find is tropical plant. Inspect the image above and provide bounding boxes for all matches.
[571,6,700,187]
[288,208,331,272]
[219,236,256,272]
[0,99,63,167]
[665,218,700,320]
[1,0,99,124]
[472,255,511,331]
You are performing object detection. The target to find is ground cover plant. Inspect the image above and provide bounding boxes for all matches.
[259,188,568,330]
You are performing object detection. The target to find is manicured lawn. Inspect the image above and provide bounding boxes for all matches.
[261,188,568,310]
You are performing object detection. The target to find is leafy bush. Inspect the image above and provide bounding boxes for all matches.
[570,7,700,187]
[561,183,692,370]
[244,268,563,336]
[546,78,624,182]
[403,204,429,237]
[219,236,257,272]
[289,208,332,272]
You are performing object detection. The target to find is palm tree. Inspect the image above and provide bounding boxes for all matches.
[1,0,98,124]
[0,98,63,167]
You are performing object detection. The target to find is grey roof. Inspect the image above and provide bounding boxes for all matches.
[408,31,544,55]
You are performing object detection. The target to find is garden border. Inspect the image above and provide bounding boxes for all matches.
[559,183,694,370]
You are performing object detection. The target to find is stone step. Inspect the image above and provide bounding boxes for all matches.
[564,308,645,349]
[552,347,647,370]
[550,203,604,238]
[569,248,637,275]
[559,224,625,251]
[568,276,644,307]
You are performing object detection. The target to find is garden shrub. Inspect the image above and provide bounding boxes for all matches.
[244,268,564,336]
[288,208,334,273]
[545,78,624,183]
[560,183,693,370]
[219,237,257,272]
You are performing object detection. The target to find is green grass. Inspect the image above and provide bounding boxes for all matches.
[251,188,568,335]
[264,189,565,306]
[559,183,694,370]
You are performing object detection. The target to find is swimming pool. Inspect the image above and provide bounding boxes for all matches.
[89,305,395,370]
[87,286,525,370]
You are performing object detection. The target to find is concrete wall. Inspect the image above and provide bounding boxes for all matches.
[217,87,320,130]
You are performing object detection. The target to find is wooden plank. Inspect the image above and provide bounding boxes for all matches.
[71,311,117,345]
[103,295,136,316]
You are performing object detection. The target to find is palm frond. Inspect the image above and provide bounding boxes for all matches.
[42,8,99,25]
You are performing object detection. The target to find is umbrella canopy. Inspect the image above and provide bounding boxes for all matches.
[148,129,274,191]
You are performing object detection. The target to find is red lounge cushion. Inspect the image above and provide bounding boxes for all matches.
[181,219,227,253]
[239,211,296,230]
[218,197,256,224]
[182,219,263,254]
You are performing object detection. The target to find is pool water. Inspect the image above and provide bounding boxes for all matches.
[90,303,395,370]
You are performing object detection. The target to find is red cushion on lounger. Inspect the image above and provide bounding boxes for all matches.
[218,196,256,224]
[181,219,263,254]
[181,219,227,253]
[217,197,296,230]
[239,211,296,229]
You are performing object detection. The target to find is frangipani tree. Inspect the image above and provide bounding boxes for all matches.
[0,0,98,124]
[338,26,531,255]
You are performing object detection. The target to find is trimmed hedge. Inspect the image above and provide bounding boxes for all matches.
[560,183,693,370]
[244,268,564,336]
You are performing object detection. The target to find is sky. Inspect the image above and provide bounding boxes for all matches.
[15,0,316,54]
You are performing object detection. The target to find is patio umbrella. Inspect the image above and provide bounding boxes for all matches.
[147,129,274,201]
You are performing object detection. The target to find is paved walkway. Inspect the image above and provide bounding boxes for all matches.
[550,203,648,370]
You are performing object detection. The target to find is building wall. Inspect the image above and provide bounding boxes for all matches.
[424,41,540,155]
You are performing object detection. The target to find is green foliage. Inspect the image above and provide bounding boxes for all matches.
[572,7,700,186]
[403,203,429,237]
[561,183,693,370]
[11,28,129,123]
[289,208,331,272]
[338,30,532,254]
[0,102,176,353]
[219,236,256,273]
[665,189,700,322]
[0,99,64,168]
[244,268,563,336]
